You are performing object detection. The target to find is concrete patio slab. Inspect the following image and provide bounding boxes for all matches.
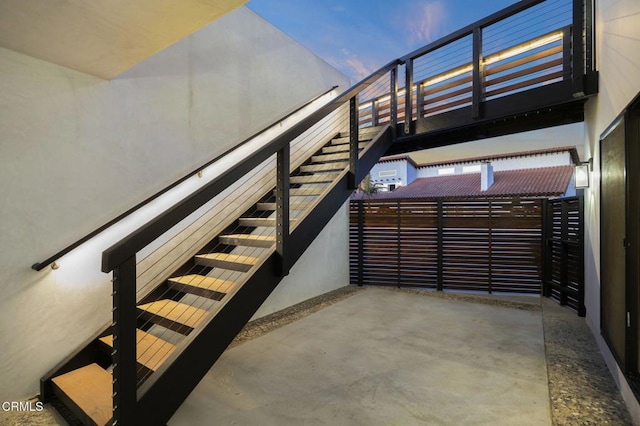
[169,288,551,425]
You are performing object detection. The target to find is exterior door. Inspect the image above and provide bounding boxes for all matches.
[600,117,627,368]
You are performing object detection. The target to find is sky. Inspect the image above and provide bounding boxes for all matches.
[247,0,521,81]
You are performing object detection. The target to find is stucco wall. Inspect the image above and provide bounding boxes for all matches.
[582,0,640,422]
[252,201,350,319]
[0,6,350,400]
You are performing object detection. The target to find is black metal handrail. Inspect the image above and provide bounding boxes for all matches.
[30,85,339,272]
[101,59,402,273]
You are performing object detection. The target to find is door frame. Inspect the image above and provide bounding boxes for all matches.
[599,91,640,390]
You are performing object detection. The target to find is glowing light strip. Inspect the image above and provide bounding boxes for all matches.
[358,31,563,110]
[424,64,473,87]
[484,32,563,66]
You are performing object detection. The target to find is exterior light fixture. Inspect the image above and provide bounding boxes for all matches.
[575,159,592,189]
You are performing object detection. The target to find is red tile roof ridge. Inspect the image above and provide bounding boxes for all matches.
[379,146,579,168]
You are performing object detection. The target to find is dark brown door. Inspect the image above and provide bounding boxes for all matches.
[600,118,627,368]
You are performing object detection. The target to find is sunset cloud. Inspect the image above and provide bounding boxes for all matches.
[404,1,448,46]
[328,49,376,81]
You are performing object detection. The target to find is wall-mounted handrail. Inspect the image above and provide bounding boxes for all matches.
[31,86,338,272]
[101,60,402,273]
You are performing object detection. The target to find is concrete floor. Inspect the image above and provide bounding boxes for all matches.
[169,288,551,425]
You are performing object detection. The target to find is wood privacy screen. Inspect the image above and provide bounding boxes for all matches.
[543,196,585,316]
[349,198,544,294]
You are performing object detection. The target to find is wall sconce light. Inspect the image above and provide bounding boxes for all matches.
[575,158,592,189]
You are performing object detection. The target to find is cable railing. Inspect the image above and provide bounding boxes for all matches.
[100,59,400,424]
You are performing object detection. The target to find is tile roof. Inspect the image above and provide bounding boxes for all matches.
[353,165,573,199]
[378,146,580,168]
[376,154,419,168]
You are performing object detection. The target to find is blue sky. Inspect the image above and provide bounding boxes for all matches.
[247,0,520,80]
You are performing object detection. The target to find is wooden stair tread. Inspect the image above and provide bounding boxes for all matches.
[312,152,350,162]
[256,202,311,211]
[195,253,259,271]
[290,174,339,183]
[239,217,298,227]
[169,274,237,294]
[322,142,367,153]
[300,162,348,172]
[220,234,275,248]
[138,300,209,329]
[99,330,175,372]
[277,187,325,197]
[51,363,112,426]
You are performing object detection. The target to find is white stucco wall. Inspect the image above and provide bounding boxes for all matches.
[0,6,350,400]
[252,201,350,319]
[582,0,640,422]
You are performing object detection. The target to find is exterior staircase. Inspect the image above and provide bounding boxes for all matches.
[43,125,389,425]
[36,0,598,423]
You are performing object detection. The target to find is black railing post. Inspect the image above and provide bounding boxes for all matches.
[276,144,290,277]
[542,199,551,297]
[577,195,586,316]
[437,199,444,291]
[357,201,364,286]
[560,200,569,305]
[404,59,414,135]
[371,100,378,127]
[390,66,399,134]
[572,0,585,96]
[396,200,401,287]
[111,256,137,425]
[488,200,493,293]
[584,0,594,73]
[416,82,424,120]
[472,27,484,119]
[348,96,359,189]
[562,26,572,81]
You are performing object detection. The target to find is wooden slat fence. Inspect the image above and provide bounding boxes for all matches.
[349,197,544,294]
[543,196,585,316]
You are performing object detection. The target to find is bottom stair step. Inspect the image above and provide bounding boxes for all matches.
[137,300,211,334]
[51,363,112,426]
[99,329,176,372]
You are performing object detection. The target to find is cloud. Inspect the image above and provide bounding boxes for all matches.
[328,49,376,81]
[404,1,447,46]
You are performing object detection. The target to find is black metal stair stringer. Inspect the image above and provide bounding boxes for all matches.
[134,126,394,425]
